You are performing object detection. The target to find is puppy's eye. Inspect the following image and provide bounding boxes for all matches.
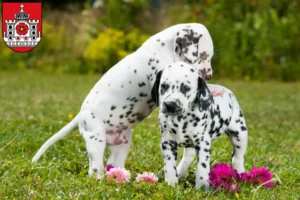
[161,83,169,90]
[180,83,191,94]
[160,83,170,95]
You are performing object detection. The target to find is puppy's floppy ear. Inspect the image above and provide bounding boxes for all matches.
[173,26,203,64]
[196,77,214,111]
[151,70,163,105]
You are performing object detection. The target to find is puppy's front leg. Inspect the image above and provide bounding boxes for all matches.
[177,147,196,178]
[195,133,211,190]
[161,139,178,186]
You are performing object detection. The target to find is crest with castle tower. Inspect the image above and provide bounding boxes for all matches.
[2,3,42,52]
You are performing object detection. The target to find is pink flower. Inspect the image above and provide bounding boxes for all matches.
[209,163,241,191]
[136,172,158,184]
[229,184,240,193]
[244,166,275,188]
[106,165,115,172]
[106,167,131,184]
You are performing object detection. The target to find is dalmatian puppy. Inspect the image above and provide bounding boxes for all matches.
[32,23,220,177]
[151,62,248,189]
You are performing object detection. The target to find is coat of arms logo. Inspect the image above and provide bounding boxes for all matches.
[2,2,42,52]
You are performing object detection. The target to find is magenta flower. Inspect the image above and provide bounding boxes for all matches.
[106,167,131,184]
[209,163,241,191]
[209,163,275,192]
[106,165,115,172]
[136,172,158,184]
[244,166,275,188]
[240,172,251,181]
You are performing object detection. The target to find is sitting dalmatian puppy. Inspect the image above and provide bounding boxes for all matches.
[32,23,223,177]
[151,62,248,189]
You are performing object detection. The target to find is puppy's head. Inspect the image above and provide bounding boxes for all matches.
[173,24,214,80]
[151,62,214,116]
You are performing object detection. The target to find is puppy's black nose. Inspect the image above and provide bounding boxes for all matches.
[205,74,212,80]
[162,101,182,115]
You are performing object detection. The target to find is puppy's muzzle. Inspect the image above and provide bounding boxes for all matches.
[162,100,183,116]
[199,69,212,80]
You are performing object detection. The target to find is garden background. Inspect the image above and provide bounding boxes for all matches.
[0,0,300,199]
[0,0,299,81]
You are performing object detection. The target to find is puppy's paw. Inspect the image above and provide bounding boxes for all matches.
[165,176,179,187]
[177,167,187,179]
[177,165,187,178]
[96,173,105,180]
[232,158,245,173]
[195,179,210,191]
[89,167,104,179]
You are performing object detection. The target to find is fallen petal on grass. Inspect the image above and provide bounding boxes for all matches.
[106,167,131,184]
[136,172,158,184]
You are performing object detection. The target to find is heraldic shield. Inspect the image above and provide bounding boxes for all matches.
[2,2,42,53]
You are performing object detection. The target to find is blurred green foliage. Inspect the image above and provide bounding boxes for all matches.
[84,28,149,73]
[0,0,299,81]
[170,0,299,81]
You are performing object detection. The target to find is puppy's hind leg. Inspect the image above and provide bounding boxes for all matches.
[107,129,132,168]
[79,114,106,178]
[226,110,248,173]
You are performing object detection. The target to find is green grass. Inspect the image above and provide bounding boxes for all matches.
[0,71,299,199]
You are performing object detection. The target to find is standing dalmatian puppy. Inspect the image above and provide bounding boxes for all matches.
[151,62,248,189]
[32,23,221,177]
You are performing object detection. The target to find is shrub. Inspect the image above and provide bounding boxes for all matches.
[84,28,149,73]
[168,0,300,81]
[0,0,298,81]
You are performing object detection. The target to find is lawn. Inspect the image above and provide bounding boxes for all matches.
[0,71,299,199]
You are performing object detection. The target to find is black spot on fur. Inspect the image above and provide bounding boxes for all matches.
[111,106,116,110]
[138,82,146,87]
[241,126,247,131]
[171,129,177,134]
[139,93,148,97]
[183,121,188,130]
[177,116,182,122]
[239,111,243,117]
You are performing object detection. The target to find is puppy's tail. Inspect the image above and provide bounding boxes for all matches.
[32,115,79,162]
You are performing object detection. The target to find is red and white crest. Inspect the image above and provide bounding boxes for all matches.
[2,2,42,53]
